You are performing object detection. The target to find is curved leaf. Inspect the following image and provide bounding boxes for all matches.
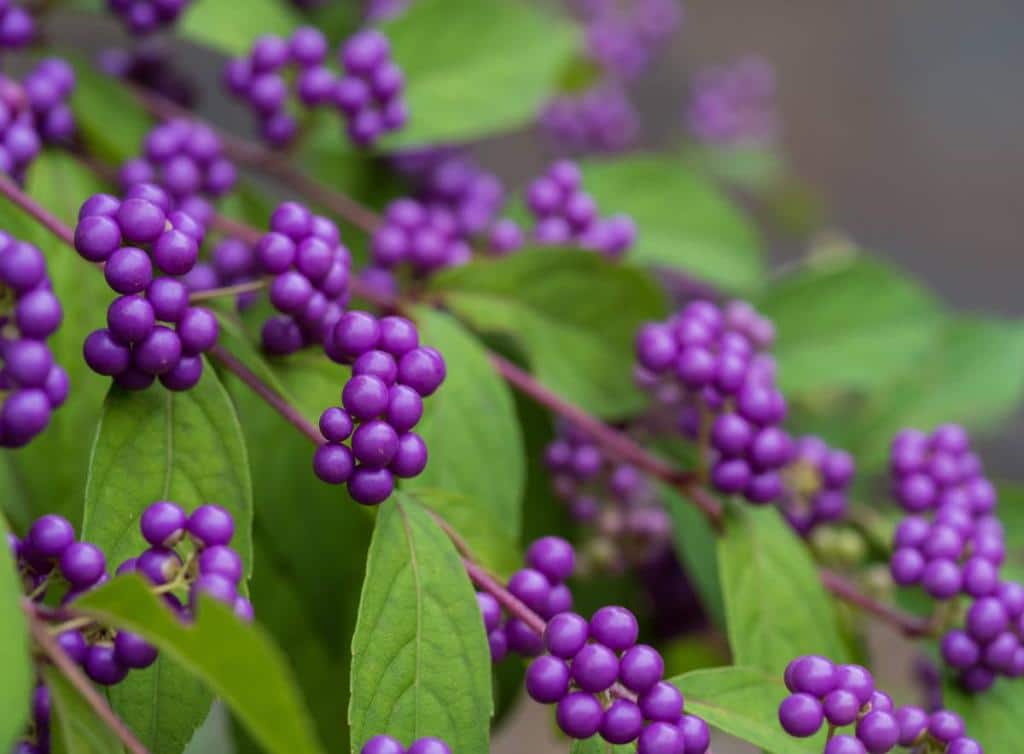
[348,494,491,752]
[0,521,31,752]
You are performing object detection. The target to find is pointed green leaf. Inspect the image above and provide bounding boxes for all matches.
[662,484,725,626]
[430,250,667,418]
[82,368,252,754]
[404,308,524,539]
[74,576,325,754]
[349,494,491,751]
[381,0,578,146]
[718,506,847,673]
[69,60,151,164]
[672,666,821,754]
[44,667,125,754]
[579,156,763,290]
[180,0,301,56]
[0,521,31,752]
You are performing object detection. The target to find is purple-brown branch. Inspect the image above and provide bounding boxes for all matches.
[820,569,934,638]
[0,174,75,247]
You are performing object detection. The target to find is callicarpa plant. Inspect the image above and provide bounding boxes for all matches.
[0,1,1017,754]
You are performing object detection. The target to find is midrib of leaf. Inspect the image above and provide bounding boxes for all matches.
[398,504,423,737]
[162,392,174,498]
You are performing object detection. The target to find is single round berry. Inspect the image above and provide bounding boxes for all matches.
[637,722,685,754]
[822,689,861,727]
[526,536,575,583]
[894,705,929,746]
[28,514,75,558]
[856,711,900,754]
[352,420,400,468]
[544,612,589,659]
[347,467,394,505]
[571,643,619,693]
[824,736,867,754]
[137,547,182,585]
[779,693,824,738]
[114,630,158,669]
[198,545,243,584]
[928,710,965,743]
[397,347,446,396]
[360,736,404,754]
[187,504,234,547]
[638,681,683,723]
[190,573,238,611]
[314,443,355,484]
[85,644,129,685]
[389,433,428,478]
[590,605,639,652]
[319,407,354,443]
[141,501,187,547]
[556,691,603,739]
[784,655,838,697]
[619,644,664,694]
[342,375,390,421]
[58,542,106,587]
[477,592,501,633]
[600,699,644,745]
[526,655,570,703]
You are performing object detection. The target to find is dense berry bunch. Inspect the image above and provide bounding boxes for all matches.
[778,435,855,536]
[254,202,351,355]
[939,581,1024,693]
[99,46,197,107]
[480,537,577,661]
[635,299,789,504]
[525,601,711,752]
[567,0,682,81]
[411,155,505,238]
[360,735,451,754]
[686,56,779,147]
[370,197,472,276]
[779,655,983,754]
[335,29,407,146]
[75,185,219,391]
[539,84,640,155]
[120,501,252,623]
[119,119,237,226]
[526,160,636,257]
[545,423,670,570]
[0,59,76,181]
[105,0,191,35]
[314,311,443,503]
[889,425,995,516]
[0,0,34,49]
[0,234,67,447]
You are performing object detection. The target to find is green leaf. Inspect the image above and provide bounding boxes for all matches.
[404,308,524,539]
[348,493,492,751]
[672,666,821,754]
[8,153,114,524]
[381,0,577,146]
[430,250,667,418]
[0,521,31,753]
[180,0,301,56]
[718,505,848,673]
[755,254,943,396]
[82,369,253,754]
[44,667,125,754]
[75,576,325,754]
[183,703,236,754]
[662,484,725,627]
[570,737,633,754]
[579,156,763,290]
[70,60,151,164]
[944,677,1020,753]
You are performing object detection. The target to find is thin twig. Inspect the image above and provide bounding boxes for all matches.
[0,174,75,247]
[819,569,934,638]
[189,279,267,303]
[25,602,150,754]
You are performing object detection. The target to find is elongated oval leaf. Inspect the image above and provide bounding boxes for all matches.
[0,522,31,752]
[180,0,301,56]
[430,250,667,418]
[82,368,253,754]
[43,667,125,754]
[381,0,577,145]
[70,60,151,164]
[349,493,491,751]
[404,308,524,539]
[718,505,848,673]
[580,156,763,290]
[75,576,324,754]
[672,666,821,754]
[661,484,725,627]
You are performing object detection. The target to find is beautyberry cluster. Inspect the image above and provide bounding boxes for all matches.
[408,154,505,239]
[254,202,351,355]
[545,423,670,570]
[778,435,855,536]
[635,299,789,504]
[779,655,983,754]
[120,501,252,623]
[528,602,711,752]
[370,197,472,276]
[360,735,451,754]
[0,0,34,49]
[686,56,779,147]
[526,160,636,257]
[0,234,67,447]
[567,0,682,82]
[479,537,576,661]
[105,0,191,35]
[119,119,237,228]
[0,59,76,181]
[313,311,443,504]
[539,84,640,155]
[75,185,220,391]
[335,29,407,146]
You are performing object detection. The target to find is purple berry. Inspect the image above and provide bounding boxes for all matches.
[571,643,619,692]
[638,681,683,723]
[187,504,234,547]
[114,630,158,669]
[544,612,589,659]
[556,691,603,739]
[526,655,571,703]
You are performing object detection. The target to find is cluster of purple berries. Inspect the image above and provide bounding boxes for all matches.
[254,202,351,355]
[525,160,636,257]
[479,537,576,662]
[539,84,640,155]
[0,0,34,49]
[779,655,982,754]
[545,423,670,570]
[635,299,788,504]
[526,602,711,752]
[313,311,444,504]
[567,0,682,82]
[360,736,450,754]
[75,185,220,391]
[120,501,252,623]
[0,235,67,448]
[778,435,855,536]
[939,584,1024,693]
[0,59,76,181]
[118,119,236,228]
[224,27,406,148]
[410,154,505,239]
[106,0,191,35]
[686,56,779,147]
[370,197,473,276]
